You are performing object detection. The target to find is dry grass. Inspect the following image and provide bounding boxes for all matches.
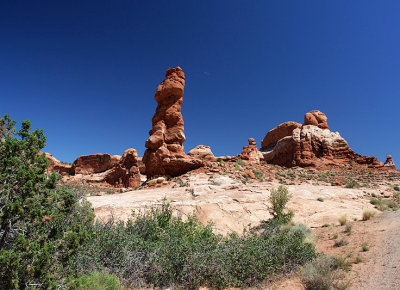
[362,209,376,221]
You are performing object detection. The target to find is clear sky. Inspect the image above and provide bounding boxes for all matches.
[1,1,399,164]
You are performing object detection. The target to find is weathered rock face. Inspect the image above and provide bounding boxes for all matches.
[262,111,385,169]
[384,155,396,169]
[239,138,263,164]
[261,121,302,150]
[304,110,329,130]
[143,67,203,177]
[188,145,215,160]
[104,148,141,188]
[43,152,73,175]
[72,154,120,175]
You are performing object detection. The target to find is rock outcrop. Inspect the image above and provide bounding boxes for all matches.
[304,110,329,129]
[261,121,302,150]
[262,111,385,168]
[43,152,73,175]
[72,154,120,175]
[143,67,203,177]
[384,155,396,169]
[188,145,215,160]
[104,148,141,188]
[45,149,141,188]
[239,138,263,163]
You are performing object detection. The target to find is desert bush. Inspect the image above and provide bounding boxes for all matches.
[362,244,369,252]
[0,114,94,289]
[252,169,264,180]
[344,224,352,235]
[71,202,315,289]
[300,255,341,290]
[237,158,245,166]
[394,186,400,191]
[338,215,347,226]
[71,272,121,290]
[268,186,294,225]
[317,197,324,202]
[334,238,348,247]
[370,198,398,211]
[362,209,376,220]
[345,180,360,188]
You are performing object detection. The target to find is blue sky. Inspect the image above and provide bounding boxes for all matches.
[1,1,399,163]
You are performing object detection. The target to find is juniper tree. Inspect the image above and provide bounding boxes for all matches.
[0,114,94,289]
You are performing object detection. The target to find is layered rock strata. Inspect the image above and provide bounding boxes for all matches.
[239,138,263,163]
[262,111,385,168]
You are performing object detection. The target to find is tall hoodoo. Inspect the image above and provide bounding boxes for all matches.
[143,67,203,177]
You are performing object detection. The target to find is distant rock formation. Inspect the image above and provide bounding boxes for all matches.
[188,145,215,160]
[262,111,385,168]
[384,155,396,169]
[45,149,141,188]
[104,148,141,188]
[143,67,203,177]
[261,121,302,150]
[239,138,263,164]
[304,110,329,129]
[72,154,120,175]
[43,152,73,175]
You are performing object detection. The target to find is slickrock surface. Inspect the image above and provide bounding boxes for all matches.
[88,172,381,235]
[262,111,385,168]
[143,67,203,177]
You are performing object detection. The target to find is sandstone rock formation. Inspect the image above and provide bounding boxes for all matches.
[262,111,385,168]
[304,110,329,129]
[188,145,215,160]
[72,154,120,175]
[239,138,263,163]
[43,152,73,175]
[384,155,396,169]
[104,148,141,188]
[45,149,141,188]
[143,67,203,177]
[261,121,302,150]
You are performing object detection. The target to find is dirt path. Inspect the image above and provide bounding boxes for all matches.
[350,210,400,289]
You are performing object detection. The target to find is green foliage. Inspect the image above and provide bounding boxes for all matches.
[394,186,400,192]
[252,169,264,180]
[362,244,369,252]
[317,197,324,202]
[71,202,315,289]
[233,163,241,170]
[300,255,342,290]
[370,198,398,211]
[237,158,245,166]
[0,115,94,289]
[268,186,294,224]
[72,272,121,290]
[345,180,360,188]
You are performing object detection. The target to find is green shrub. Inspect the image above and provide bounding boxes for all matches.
[394,186,400,191]
[72,202,315,289]
[0,115,94,289]
[268,186,294,224]
[233,163,241,170]
[300,255,340,290]
[370,198,398,211]
[345,180,360,189]
[252,169,264,180]
[317,197,324,202]
[72,272,121,290]
[237,158,245,166]
[362,245,369,252]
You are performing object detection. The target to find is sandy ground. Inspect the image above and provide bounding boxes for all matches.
[88,173,379,235]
